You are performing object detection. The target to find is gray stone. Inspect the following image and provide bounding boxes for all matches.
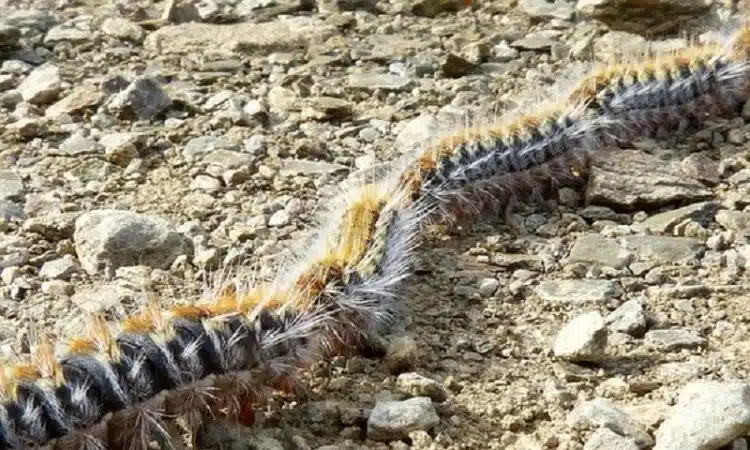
[44,18,92,43]
[654,382,750,450]
[716,210,750,236]
[107,76,171,120]
[0,23,21,48]
[0,171,24,201]
[71,284,137,315]
[0,266,19,285]
[593,31,647,61]
[566,234,630,269]
[22,212,79,240]
[45,84,105,119]
[440,53,476,78]
[279,159,348,176]
[633,202,718,235]
[586,150,712,210]
[40,280,73,296]
[144,17,337,56]
[576,0,711,34]
[553,311,608,363]
[203,150,255,171]
[478,278,499,297]
[367,397,440,441]
[101,17,145,42]
[644,329,706,351]
[317,0,379,12]
[568,398,654,448]
[183,136,241,159]
[681,153,720,185]
[492,41,519,62]
[191,175,222,193]
[584,427,639,450]
[54,133,103,156]
[3,9,57,32]
[0,200,24,221]
[39,255,81,280]
[605,299,647,337]
[395,115,441,155]
[655,362,707,383]
[536,279,620,304]
[396,373,447,402]
[512,30,562,51]
[408,0,466,17]
[302,96,353,121]
[268,210,290,227]
[621,235,703,264]
[348,73,416,92]
[100,133,142,167]
[17,64,61,105]
[518,0,574,19]
[73,209,193,274]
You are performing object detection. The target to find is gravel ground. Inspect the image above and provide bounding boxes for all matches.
[2,0,750,449]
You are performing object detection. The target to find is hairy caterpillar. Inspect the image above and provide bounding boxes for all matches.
[1,22,749,450]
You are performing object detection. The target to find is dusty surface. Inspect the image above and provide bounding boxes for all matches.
[2,0,750,449]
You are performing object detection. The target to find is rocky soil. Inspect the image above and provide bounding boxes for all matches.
[2,0,750,449]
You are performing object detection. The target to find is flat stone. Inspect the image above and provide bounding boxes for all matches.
[0,171,24,201]
[518,0,575,19]
[568,398,654,448]
[511,30,562,51]
[45,83,105,119]
[645,329,707,351]
[39,255,81,280]
[536,279,620,304]
[183,136,241,159]
[348,73,416,91]
[621,235,703,264]
[279,159,348,176]
[586,150,712,211]
[633,202,718,234]
[144,17,337,56]
[576,0,711,34]
[566,234,630,269]
[202,149,255,171]
[53,133,103,156]
[44,17,92,43]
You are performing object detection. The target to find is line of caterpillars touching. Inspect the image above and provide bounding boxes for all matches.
[2,23,749,450]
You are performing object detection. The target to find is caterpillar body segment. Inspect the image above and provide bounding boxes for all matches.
[569,25,750,137]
